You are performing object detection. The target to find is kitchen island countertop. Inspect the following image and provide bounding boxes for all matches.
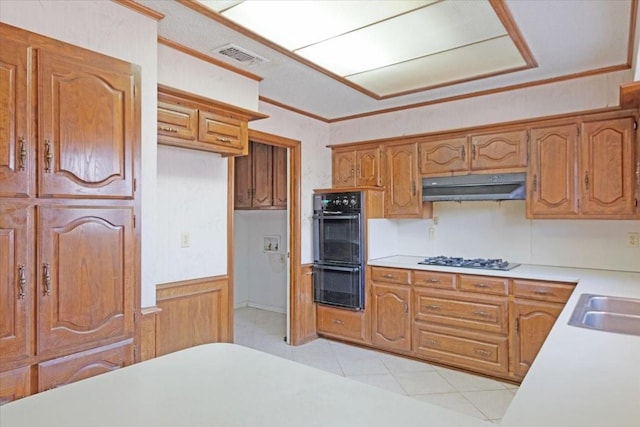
[368,255,640,427]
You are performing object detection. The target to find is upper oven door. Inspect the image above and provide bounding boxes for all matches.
[313,212,362,265]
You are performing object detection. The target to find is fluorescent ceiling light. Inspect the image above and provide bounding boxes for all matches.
[197,0,532,98]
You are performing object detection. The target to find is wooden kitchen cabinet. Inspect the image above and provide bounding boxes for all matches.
[234,141,287,209]
[0,366,31,405]
[419,130,527,176]
[528,116,637,219]
[384,142,423,218]
[157,85,267,156]
[316,304,370,345]
[371,281,412,352]
[0,23,140,402]
[332,144,381,188]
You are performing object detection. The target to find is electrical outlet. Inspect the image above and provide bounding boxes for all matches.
[627,232,639,248]
[180,232,190,248]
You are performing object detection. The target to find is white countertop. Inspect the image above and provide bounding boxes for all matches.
[368,255,640,427]
[0,343,492,427]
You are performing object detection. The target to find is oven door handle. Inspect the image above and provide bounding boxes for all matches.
[313,213,360,220]
[313,264,361,273]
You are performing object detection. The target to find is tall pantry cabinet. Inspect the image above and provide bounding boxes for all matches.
[0,24,140,402]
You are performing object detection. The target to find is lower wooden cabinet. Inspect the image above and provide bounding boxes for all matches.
[37,339,133,392]
[316,305,370,344]
[414,323,509,376]
[0,366,31,405]
[371,282,411,352]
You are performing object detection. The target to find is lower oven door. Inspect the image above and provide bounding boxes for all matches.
[313,264,363,310]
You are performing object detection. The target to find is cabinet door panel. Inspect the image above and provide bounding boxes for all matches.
[356,147,380,187]
[198,110,246,154]
[471,130,528,171]
[372,283,411,352]
[251,142,273,208]
[234,150,252,208]
[272,145,288,208]
[0,204,33,364]
[157,101,197,142]
[385,143,421,217]
[38,49,137,199]
[528,125,578,217]
[332,150,356,188]
[0,37,31,197]
[37,206,134,356]
[38,339,133,392]
[510,300,562,379]
[580,117,636,216]
[419,137,468,175]
[0,366,31,404]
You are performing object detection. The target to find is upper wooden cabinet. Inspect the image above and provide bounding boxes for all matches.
[384,142,423,218]
[234,141,287,210]
[157,85,267,156]
[332,144,381,188]
[419,130,528,176]
[528,116,637,219]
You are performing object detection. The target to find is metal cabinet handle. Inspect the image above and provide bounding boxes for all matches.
[383,274,395,279]
[584,171,589,189]
[426,304,440,310]
[533,174,537,192]
[18,137,27,171]
[411,181,416,196]
[472,144,477,159]
[473,310,490,318]
[473,283,490,288]
[533,289,550,295]
[404,303,409,314]
[461,145,466,160]
[474,348,491,357]
[331,319,344,325]
[44,140,53,173]
[43,263,51,296]
[159,126,178,133]
[216,137,232,143]
[426,339,441,347]
[18,264,26,299]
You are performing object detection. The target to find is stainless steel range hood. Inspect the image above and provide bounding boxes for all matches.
[422,173,526,202]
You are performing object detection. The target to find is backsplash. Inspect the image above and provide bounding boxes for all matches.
[369,201,640,272]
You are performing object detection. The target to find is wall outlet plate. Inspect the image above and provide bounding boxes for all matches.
[627,232,639,248]
[263,235,280,252]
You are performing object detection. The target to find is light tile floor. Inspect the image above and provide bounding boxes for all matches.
[235,307,518,424]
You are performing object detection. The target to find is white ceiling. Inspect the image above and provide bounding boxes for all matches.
[141,0,634,121]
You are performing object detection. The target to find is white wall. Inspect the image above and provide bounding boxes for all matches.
[250,102,332,264]
[234,210,288,312]
[0,0,159,307]
[369,202,640,272]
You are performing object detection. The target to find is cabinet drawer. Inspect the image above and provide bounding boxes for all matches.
[413,324,508,376]
[198,110,246,153]
[459,275,509,296]
[0,366,31,405]
[38,339,133,392]
[370,267,411,285]
[414,290,507,334]
[157,101,197,141]
[512,279,575,303]
[414,271,456,290]
[317,305,369,344]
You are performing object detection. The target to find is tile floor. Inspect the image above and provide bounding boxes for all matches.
[234,307,517,424]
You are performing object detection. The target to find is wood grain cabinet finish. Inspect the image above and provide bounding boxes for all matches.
[0,366,31,405]
[384,142,423,217]
[37,206,135,357]
[0,204,33,365]
[419,130,527,176]
[0,23,140,402]
[332,145,381,188]
[38,339,133,392]
[234,141,287,210]
[0,37,31,198]
[528,117,637,219]
[157,85,266,156]
[316,304,370,344]
[371,281,411,352]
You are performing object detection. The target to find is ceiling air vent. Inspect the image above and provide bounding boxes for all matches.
[214,43,268,66]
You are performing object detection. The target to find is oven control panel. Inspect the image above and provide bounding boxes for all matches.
[314,191,362,213]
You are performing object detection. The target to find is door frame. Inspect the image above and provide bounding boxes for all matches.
[227,129,303,343]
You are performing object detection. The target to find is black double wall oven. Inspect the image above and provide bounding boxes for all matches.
[313,191,365,310]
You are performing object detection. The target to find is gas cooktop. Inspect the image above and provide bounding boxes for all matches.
[418,256,520,271]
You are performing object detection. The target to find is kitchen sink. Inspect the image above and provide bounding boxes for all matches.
[568,294,640,336]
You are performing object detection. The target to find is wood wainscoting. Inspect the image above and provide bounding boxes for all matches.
[152,276,231,357]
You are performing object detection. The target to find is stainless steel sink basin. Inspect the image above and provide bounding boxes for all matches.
[568,294,640,336]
